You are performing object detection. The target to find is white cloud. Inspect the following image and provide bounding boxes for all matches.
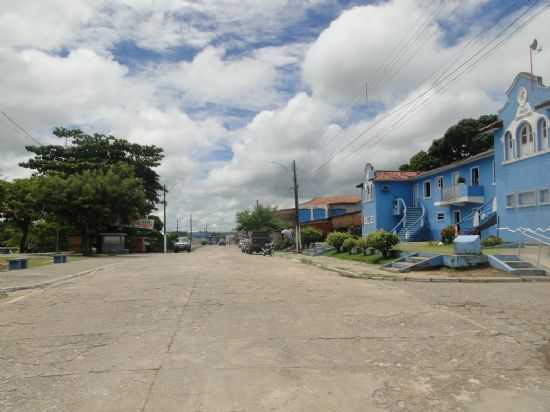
[2,0,550,233]
[156,47,279,110]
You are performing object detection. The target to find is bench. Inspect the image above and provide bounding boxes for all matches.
[8,258,28,271]
[0,247,18,255]
[53,255,68,264]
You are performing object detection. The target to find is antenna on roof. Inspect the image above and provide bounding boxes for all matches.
[529,38,543,77]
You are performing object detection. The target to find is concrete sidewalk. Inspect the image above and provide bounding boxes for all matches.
[281,252,550,283]
[0,256,143,293]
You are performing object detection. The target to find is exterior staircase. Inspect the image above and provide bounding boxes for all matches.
[488,255,547,276]
[383,253,443,273]
[397,207,425,241]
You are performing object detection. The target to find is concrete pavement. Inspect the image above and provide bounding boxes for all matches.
[1,246,550,411]
[0,256,144,292]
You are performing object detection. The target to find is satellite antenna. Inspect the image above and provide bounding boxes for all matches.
[529,38,543,77]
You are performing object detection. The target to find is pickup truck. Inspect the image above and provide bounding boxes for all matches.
[174,237,191,253]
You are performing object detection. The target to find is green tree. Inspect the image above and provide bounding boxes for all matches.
[236,204,284,232]
[399,150,439,172]
[342,237,357,254]
[366,230,399,258]
[356,237,369,255]
[21,127,164,212]
[0,178,45,252]
[301,227,323,249]
[399,115,497,171]
[326,232,352,253]
[41,164,147,254]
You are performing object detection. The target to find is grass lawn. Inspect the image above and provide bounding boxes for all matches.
[0,256,52,270]
[322,250,395,265]
[0,255,88,271]
[397,242,454,255]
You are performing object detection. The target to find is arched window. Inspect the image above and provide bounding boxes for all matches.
[504,131,513,160]
[539,118,548,150]
[518,122,534,157]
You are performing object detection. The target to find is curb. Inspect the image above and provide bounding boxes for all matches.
[283,255,550,284]
[0,261,124,293]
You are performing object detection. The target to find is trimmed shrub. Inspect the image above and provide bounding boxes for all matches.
[301,227,324,249]
[440,225,455,244]
[326,232,352,252]
[356,237,369,255]
[342,238,357,254]
[366,230,400,258]
[482,235,502,247]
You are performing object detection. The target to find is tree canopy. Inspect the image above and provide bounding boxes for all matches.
[236,204,285,232]
[0,177,45,252]
[399,114,497,172]
[39,164,147,253]
[20,127,164,211]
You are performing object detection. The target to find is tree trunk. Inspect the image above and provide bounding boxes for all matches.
[19,222,30,253]
[80,228,90,256]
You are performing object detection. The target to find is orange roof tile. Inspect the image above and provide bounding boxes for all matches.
[373,170,420,181]
[301,195,361,207]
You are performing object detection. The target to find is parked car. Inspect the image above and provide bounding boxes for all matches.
[218,239,226,246]
[242,232,271,254]
[174,237,191,253]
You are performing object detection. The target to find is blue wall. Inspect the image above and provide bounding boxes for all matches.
[362,181,413,236]
[298,208,311,223]
[313,208,326,220]
[493,74,550,242]
[416,155,496,240]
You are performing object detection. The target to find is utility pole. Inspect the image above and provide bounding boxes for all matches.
[292,160,302,252]
[176,217,179,235]
[190,214,193,249]
[163,184,167,254]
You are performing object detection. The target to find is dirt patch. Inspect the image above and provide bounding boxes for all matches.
[540,342,550,371]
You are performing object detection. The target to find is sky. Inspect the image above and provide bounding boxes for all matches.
[1,0,549,232]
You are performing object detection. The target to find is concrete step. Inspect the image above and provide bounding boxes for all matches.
[510,268,547,276]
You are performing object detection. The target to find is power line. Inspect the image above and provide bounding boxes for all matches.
[342,0,550,164]
[346,2,546,158]
[369,0,447,94]
[1,111,43,146]
[310,0,545,174]
[315,1,446,155]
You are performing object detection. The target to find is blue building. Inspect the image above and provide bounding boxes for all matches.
[358,72,550,242]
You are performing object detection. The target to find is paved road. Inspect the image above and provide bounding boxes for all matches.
[1,247,550,411]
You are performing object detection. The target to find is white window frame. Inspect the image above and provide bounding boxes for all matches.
[436,176,444,191]
[423,180,431,199]
[539,118,548,150]
[436,212,445,222]
[504,131,513,161]
[470,166,480,186]
[517,190,537,208]
[506,193,516,209]
[539,188,550,206]
[452,171,461,185]
[365,182,374,202]
[452,210,461,224]
[518,122,535,157]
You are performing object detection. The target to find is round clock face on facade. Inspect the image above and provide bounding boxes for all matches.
[517,87,528,106]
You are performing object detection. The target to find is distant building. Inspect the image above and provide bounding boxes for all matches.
[357,72,550,242]
[299,195,361,224]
